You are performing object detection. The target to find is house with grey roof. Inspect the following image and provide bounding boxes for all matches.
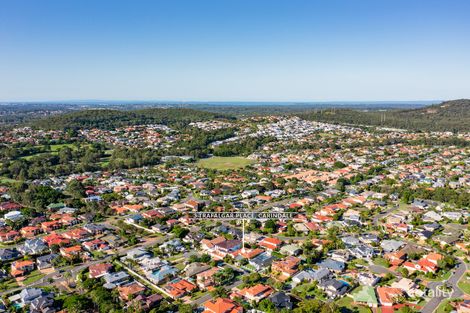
[319,279,349,299]
[36,254,59,270]
[18,238,49,255]
[30,294,55,313]
[103,271,130,289]
[280,244,302,256]
[123,247,151,262]
[249,252,273,271]
[341,236,360,247]
[185,263,211,278]
[317,258,345,273]
[380,240,405,253]
[349,244,375,259]
[9,288,48,307]
[0,248,20,262]
[269,292,293,310]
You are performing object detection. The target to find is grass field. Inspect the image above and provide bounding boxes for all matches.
[49,143,76,151]
[197,156,254,170]
[22,270,45,285]
[458,273,470,295]
[20,143,77,160]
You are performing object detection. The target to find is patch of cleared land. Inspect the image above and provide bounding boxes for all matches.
[197,156,254,170]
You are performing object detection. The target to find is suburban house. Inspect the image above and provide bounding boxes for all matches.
[377,287,403,307]
[196,267,221,289]
[236,284,273,302]
[11,260,35,277]
[258,237,283,250]
[203,297,243,313]
[163,279,197,299]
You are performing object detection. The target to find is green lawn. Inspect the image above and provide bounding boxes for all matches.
[19,143,77,160]
[23,270,45,285]
[435,299,457,313]
[373,257,390,268]
[293,282,326,300]
[191,290,209,300]
[458,274,470,295]
[0,279,19,291]
[336,296,373,313]
[174,263,186,271]
[197,156,254,170]
[49,143,76,151]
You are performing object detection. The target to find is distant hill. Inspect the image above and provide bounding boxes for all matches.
[31,108,233,130]
[299,99,470,132]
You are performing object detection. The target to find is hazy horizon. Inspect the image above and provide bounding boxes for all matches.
[0,99,442,105]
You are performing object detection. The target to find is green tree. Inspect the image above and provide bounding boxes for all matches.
[63,295,93,313]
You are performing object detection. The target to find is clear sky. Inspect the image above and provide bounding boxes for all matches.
[1,0,469,102]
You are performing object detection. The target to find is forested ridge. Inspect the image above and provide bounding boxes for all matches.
[31,108,233,130]
[298,99,470,132]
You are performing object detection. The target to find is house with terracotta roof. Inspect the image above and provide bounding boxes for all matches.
[201,236,227,253]
[60,245,83,259]
[185,199,204,211]
[403,253,443,274]
[82,239,109,251]
[118,282,146,301]
[425,253,443,265]
[0,230,20,242]
[203,297,243,313]
[311,214,334,223]
[60,214,80,226]
[112,205,129,215]
[124,204,145,213]
[0,201,22,211]
[43,233,70,247]
[271,256,301,280]
[384,250,407,266]
[142,209,163,219]
[41,221,62,233]
[11,260,35,277]
[62,228,90,241]
[259,237,282,251]
[163,279,197,299]
[20,226,41,238]
[376,286,403,307]
[236,248,264,260]
[89,263,113,278]
[236,284,273,302]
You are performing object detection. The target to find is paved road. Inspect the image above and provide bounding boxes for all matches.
[420,259,467,313]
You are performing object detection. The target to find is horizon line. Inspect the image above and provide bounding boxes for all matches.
[0,98,447,104]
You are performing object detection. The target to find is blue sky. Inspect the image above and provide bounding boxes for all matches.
[1,0,469,102]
